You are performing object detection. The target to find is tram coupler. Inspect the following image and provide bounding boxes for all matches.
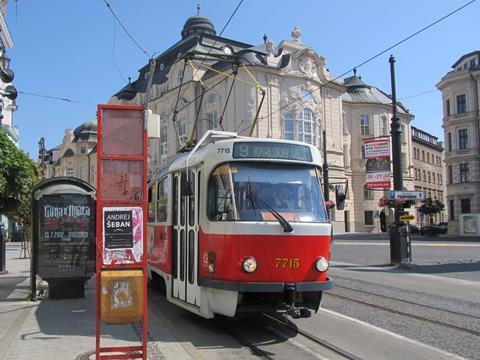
[287,306,311,319]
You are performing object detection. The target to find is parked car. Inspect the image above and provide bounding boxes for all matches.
[438,222,448,234]
[420,223,445,236]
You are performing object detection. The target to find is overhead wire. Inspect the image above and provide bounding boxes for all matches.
[18,91,97,106]
[235,0,477,135]
[398,89,438,101]
[111,16,128,84]
[101,0,151,58]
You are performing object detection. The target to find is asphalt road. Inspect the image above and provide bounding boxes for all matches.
[332,234,480,282]
[323,233,480,359]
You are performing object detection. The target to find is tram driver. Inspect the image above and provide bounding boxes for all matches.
[273,187,295,209]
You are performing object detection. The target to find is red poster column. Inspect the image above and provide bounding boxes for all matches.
[95,105,148,360]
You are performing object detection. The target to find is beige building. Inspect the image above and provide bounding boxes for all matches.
[111,16,350,232]
[436,51,480,235]
[342,73,414,232]
[44,121,97,185]
[411,126,446,225]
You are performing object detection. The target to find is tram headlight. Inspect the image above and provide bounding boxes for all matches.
[242,257,257,273]
[315,257,329,272]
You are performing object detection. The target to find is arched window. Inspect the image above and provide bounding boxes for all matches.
[283,108,316,145]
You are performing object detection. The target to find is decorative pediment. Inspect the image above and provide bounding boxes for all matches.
[278,44,329,83]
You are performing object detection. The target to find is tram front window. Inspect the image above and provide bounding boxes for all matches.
[207,162,327,222]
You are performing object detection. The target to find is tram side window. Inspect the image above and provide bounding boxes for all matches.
[157,177,169,223]
[148,183,157,223]
[207,164,235,221]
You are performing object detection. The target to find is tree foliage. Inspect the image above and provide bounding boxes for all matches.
[419,197,445,224]
[0,129,41,221]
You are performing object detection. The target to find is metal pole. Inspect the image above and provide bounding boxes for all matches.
[389,55,405,264]
[323,129,329,202]
[389,56,403,194]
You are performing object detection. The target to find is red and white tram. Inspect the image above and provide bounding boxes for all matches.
[147,131,333,318]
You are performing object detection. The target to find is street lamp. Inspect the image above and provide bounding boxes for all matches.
[38,137,46,178]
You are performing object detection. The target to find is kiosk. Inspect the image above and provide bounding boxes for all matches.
[31,177,96,299]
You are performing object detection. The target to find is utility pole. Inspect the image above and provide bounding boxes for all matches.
[322,129,329,203]
[389,55,407,264]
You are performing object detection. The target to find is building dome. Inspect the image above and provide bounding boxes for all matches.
[181,15,216,39]
[73,120,97,142]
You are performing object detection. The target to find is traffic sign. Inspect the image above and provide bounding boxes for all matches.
[400,214,415,221]
[388,190,425,201]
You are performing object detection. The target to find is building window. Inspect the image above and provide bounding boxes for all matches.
[422,150,425,162]
[298,109,314,144]
[284,117,294,140]
[470,59,476,68]
[460,163,469,182]
[67,168,74,176]
[380,115,388,136]
[445,99,450,116]
[432,173,436,184]
[364,189,374,200]
[427,172,431,183]
[458,129,468,149]
[207,111,218,130]
[364,210,374,225]
[438,173,442,185]
[81,147,86,154]
[427,153,430,163]
[361,145,366,159]
[461,199,471,214]
[360,114,370,135]
[422,170,426,182]
[449,200,454,220]
[456,94,466,114]
[447,132,452,151]
[448,165,453,184]
[283,109,315,144]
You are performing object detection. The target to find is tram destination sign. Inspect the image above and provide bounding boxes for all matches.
[233,142,312,162]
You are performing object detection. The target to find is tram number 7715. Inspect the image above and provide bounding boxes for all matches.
[274,258,300,269]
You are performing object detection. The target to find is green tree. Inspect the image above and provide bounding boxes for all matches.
[0,129,41,221]
[419,197,445,224]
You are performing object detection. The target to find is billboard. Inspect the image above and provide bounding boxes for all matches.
[38,194,95,278]
[364,138,391,189]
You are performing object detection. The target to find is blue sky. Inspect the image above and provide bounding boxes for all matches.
[6,0,479,157]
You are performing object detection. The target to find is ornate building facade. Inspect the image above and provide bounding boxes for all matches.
[107,14,420,233]
[437,51,480,235]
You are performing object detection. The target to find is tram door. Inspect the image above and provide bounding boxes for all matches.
[172,170,200,306]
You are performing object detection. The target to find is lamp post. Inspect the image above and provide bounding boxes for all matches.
[389,55,407,264]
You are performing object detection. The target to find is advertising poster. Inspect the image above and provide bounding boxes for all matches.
[38,194,95,278]
[364,138,391,189]
[103,207,143,265]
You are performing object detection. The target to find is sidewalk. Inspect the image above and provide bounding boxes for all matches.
[0,243,192,360]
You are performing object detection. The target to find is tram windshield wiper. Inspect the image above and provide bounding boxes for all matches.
[246,184,293,233]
